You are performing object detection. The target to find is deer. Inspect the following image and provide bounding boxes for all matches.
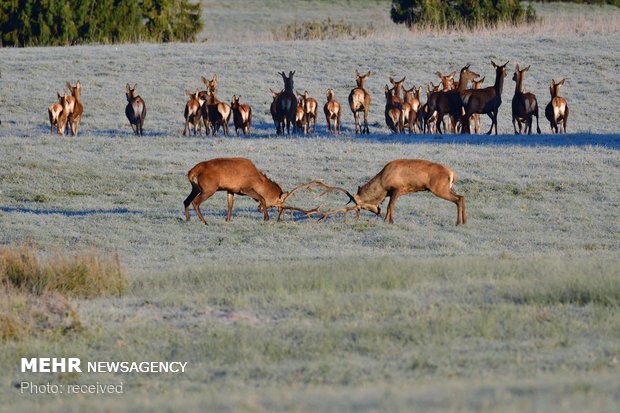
[461,61,509,135]
[324,88,341,135]
[348,70,372,134]
[427,65,479,134]
[270,88,284,134]
[402,85,421,134]
[183,89,205,136]
[389,76,406,102]
[48,92,69,136]
[231,95,252,136]
[183,157,321,224]
[65,80,83,136]
[274,71,298,135]
[511,64,541,135]
[419,82,441,134]
[295,98,307,134]
[201,75,231,136]
[298,90,317,134]
[384,85,403,133]
[469,77,485,134]
[125,83,146,136]
[297,160,466,225]
[545,78,569,134]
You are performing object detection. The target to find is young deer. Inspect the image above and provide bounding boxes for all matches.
[545,78,569,133]
[65,80,83,136]
[183,90,205,136]
[125,83,146,136]
[461,61,509,135]
[389,76,406,103]
[48,92,69,136]
[275,71,298,135]
[511,64,541,135]
[348,70,371,134]
[231,95,252,136]
[295,98,307,134]
[299,90,317,134]
[402,85,421,134]
[324,88,341,135]
[384,85,403,133]
[311,160,466,225]
[201,75,231,136]
[469,77,485,134]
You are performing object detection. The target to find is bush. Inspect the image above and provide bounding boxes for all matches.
[390,0,537,29]
[0,0,203,47]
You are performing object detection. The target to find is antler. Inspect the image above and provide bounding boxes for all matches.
[277,180,361,222]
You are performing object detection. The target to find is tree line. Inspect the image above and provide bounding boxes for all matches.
[0,0,203,47]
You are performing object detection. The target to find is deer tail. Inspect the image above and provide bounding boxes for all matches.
[184,168,202,208]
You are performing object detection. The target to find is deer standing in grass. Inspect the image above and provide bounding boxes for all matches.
[469,77,485,134]
[324,88,341,135]
[270,88,284,134]
[309,160,466,225]
[461,61,509,135]
[402,85,421,133]
[545,78,569,133]
[349,70,371,134]
[275,71,297,135]
[183,158,315,224]
[231,95,252,136]
[65,81,83,136]
[419,82,440,134]
[183,90,205,136]
[48,92,69,136]
[298,90,317,134]
[384,85,403,133]
[511,64,541,135]
[201,75,231,136]
[125,83,146,136]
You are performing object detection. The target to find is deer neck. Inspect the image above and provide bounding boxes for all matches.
[357,176,388,207]
[514,76,523,95]
[494,70,505,95]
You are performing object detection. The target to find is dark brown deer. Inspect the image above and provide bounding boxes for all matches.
[419,82,440,133]
[349,70,371,134]
[275,71,297,135]
[511,64,541,135]
[469,77,485,134]
[306,160,466,225]
[299,90,317,133]
[545,78,569,134]
[231,95,252,136]
[183,158,317,224]
[461,61,509,135]
[48,92,69,136]
[384,85,403,133]
[270,88,284,134]
[183,90,205,136]
[65,80,83,136]
[427,65,479,134]
[125,83,146,136]
[324,88,341,135]
[201,75,231,136]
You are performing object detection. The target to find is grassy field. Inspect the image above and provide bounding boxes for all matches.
[1,1,620,412]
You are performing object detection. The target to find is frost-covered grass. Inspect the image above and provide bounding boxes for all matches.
[1,1,620,412]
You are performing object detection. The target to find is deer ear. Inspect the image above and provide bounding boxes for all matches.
[524,65,530,72]
[558,78,565,86]
[435,71,442,79]
[389,76,394,83]
[491,61,497,68]
[126,83,130,91]
[76,80,81,88]
[66,82,72,90]
[365,70,371,77]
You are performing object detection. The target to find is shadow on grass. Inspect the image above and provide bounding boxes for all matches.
[0,207,141,217]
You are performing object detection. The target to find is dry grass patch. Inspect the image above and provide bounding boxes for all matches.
[0,243,127,341]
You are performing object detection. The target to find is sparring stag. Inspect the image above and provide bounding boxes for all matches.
[349,70,371,134]
[545,78,569,133]
[125,83,146,136]
[511,64,541,135]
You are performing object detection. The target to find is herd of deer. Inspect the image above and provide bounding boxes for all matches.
[45,61,568,138]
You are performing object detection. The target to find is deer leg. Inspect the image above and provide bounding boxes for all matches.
[363,109,370,134]
[385,191,401,224]
[535,112,541,134]
[191,187,217,225]
[430,183,466,225]
[226,192,235,222]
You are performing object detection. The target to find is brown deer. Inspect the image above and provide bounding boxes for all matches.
[275,71,297,135]
[348,70,371,134]
[295,98,307,134]
[231,95,252,136]
[48,92,69,136]
[305,160,466,225]
[545,78,569,134]
[299,90,317,134]
[324,88,341,135]
[201,75,231,136]
[419,82,441,134]
[461,61,509,135]
[384,85,403,133]
[183,158,317,224]
[125,83,146,136]
[183,89,205,136]
[402,85,421,133]
[427,65,479,134]
[389,76,406,102]
[469,77,485,134]
[270,88,284,134]
[511,64,541,135]
[65,80,83,136]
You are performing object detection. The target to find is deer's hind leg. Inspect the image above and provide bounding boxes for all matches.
[191,185,217,225]
[429,179,466,225]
